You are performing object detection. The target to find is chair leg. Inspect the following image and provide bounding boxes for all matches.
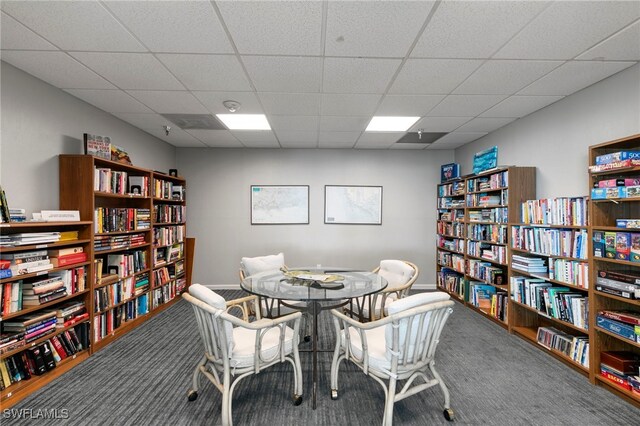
[382,376,397,426]
[292,350,304,404]
[330,326,344,399]
[429,361,450,409]
[188,355,206,401]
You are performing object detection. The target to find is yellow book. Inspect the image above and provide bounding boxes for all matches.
[59,231,79,241]
[0,359,12,388]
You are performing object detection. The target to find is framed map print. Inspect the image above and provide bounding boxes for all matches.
[251,185,309,225]
[324,185,382,225]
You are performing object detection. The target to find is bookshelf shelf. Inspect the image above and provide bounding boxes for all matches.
[0,290,90,322]
[0,238,92,254]
[0,320,91,360]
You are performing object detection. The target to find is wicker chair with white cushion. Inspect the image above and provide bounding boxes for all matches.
[348,260,419,322]
[184,284,303,426]
[330,291,455,425]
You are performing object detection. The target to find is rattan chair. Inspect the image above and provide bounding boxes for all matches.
[348,260,419,322]
[184,284,303,426]
[330,291,455,425]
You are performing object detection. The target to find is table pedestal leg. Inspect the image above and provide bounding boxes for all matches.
[311,300,319,410]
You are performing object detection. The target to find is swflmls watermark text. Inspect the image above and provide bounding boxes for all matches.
[2,408,69,420]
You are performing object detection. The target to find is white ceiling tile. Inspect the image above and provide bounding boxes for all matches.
[143,126,207,147]
[230,131,280,148]
[494,1,640,60]
[192,92,263,114]
[319,116,370,132]
[126,91,208,114]
[409,117,472,132]
[318,132,361,148]
[242,56,322,93]
[259,93,321,116]
[156,54,251,91]
[70,52,184,90]
[65,89,154,113]
[275,131,319,146]
[453,60,562,95]
[268,116,319,132]
[104,1,233,54]
[217,1,322,56]
[113,113,173,131]
[518,60,636,96]
[427,95,507,117]
[389,59,483,94]
[376,95,445,116]
[325,1,435,57]
[577,20,640,61]
[185,130,242,148]
[1,50,116,89]
[321,94,382,116]
[1,12,57,50]
[480,95,564,118]
[1,1,146,51]
[323,58,401,94]
[355,132,404,149]
[456,117,517,133]
[428,132,488,149]
[412,1,547,58]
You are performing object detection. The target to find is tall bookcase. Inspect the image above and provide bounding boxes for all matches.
[508,197,590,376]
[0,221,92,406]
[587,134,640,406]
[59,155,189,352]
[436,166,536,328]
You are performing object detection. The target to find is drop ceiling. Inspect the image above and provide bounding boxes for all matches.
[1,1,638,149]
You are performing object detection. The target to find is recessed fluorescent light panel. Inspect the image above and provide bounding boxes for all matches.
[366,116,420,132]
[216,114,271,130]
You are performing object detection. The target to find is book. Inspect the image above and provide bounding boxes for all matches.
[48,246,83,257]
[616,219,640,229]
[601,351,640,375]
[599,310,640,326]
[598,269,640,285]
[0,185,11,223]
[604,232,616,259]
[615,232,631,260]
[589,159,640,172]
[592,230,605,258]
[84,133,111,160]
[597,177,640,187]
[0,249,48,261]
[624,185,640,198]
[26,345,47,375]
[0,269,12,279]
[591,187,624,200]
[596,284,636,299]
[596,315,640,342]
[595,150,640,165]
[595,276,640,297]
[49,252,87,267]
[632,233,640,263]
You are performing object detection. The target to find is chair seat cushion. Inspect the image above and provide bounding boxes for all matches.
[342,326,390,371]
[231,324,296,368]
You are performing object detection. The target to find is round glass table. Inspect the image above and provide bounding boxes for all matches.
[240,267,387,409]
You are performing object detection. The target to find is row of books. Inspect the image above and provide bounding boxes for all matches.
[510,277,588,330]
[511,227,588,260]
[94,233,146,252]
[437,236,464,253]
[593,230,640,262]
[0,232,60,248]
[437,198,465,209]
[94,167,149,196]
[438,210,464,222]
[154,205,186,224]
[595,150,640,165]
[94,274,148,312]
[437,180,465,197]
[520,197,588,227]
[595,269,640,300]
[93,294,149,343]
[588,158,640,173]
[511,254,547,274]
[154,242,184,265]
[536,326,589,368]
[153,225,186,247]
[467,258,504,285]
[616,219,640,229]
[154,178,184,201]
[591,185,640,199]
[468,283,507,321]
[151,281,178,309]
[594,176,640,188]
[437,268,465,297]
[597,310,640,346]
[436,221,464,238]
[468,207,508,223]
[467,171,508,192]
[104,250,148,278]
[437,251,465,273]
[94,207,151,233]
[467,241,506,264]
[466,191,507,208]
[0,322,90,391]
[549,259,589,288]
[467,223,508,244]
[153,267,171,287]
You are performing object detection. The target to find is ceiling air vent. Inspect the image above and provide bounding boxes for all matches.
[395,132,447,145]
[160,114,227,130]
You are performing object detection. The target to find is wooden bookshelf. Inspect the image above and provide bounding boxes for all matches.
[59,155,190,355]
[587,134,640,407]
[436,166,536,327]
[0,221,93,406]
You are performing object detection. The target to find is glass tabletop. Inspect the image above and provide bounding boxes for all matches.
[240,267,388,302]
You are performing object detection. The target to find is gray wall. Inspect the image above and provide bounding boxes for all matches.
[456,63,640,198]
[176,148,454,287]
[0,61,176,217]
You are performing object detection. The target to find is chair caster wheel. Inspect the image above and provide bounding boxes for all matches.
[443,408,454,421]
[293,394,303,406]
[304,335,311,342]
[187,390,198,402]
[331,389,338,400]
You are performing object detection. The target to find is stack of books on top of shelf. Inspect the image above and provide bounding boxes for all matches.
[599,350,640,394]
[1,249,53,277]
[9,208,27,222]
[94,233,145,252]
[3,310,57,344]
[0,232,60,247]
[589,150,640,173]
[595,270,640,300]
[596,310,640,343]
[511,254,548,273]
[55,301,88,328]
[21,276,68,306]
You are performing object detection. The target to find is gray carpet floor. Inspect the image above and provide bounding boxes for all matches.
[4,290,640,425]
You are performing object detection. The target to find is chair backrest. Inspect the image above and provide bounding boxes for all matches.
[384,292,452,365]
[240,252,285,278]
[376,260,419,296]
[187,284,234,357]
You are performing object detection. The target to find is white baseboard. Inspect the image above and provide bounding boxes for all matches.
[413,283,437,290]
